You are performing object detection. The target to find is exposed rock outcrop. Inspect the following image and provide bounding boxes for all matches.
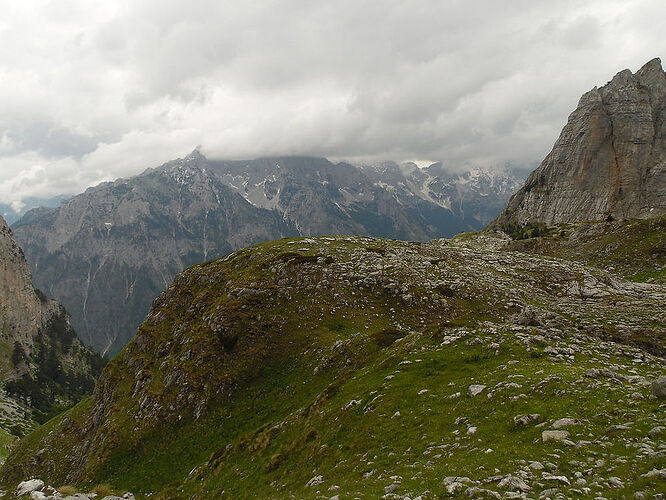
[497,58,666,225]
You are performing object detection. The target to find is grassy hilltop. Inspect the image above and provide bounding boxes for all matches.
[1,222,664,498]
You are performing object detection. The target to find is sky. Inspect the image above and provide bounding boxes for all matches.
[1,0,665,209]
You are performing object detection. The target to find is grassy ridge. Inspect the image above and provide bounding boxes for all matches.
[1,231,664,498]
[503,215,666,283]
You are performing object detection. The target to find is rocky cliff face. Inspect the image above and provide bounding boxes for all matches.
[498,58,666,226]
[12,152,522,355]
[211,156,525,236]
[0,215,101,430]
[205,155,465,240]
[0,217,44,356]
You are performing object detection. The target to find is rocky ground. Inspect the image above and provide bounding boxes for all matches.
[1,229,664,498]
[504,216,666,286]
[0,478,134,499]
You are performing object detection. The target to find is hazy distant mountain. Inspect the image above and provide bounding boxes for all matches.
[0,195,69,225]
[12,152,524,355]
[201,155,519,239]
[358,160,525,228]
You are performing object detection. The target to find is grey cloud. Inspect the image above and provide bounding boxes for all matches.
[0,0,665,203]
[0,121,99,159]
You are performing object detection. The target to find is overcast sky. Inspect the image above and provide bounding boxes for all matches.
[1,0,664,208]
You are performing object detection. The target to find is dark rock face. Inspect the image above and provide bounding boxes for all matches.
[498,58,666,225]
[208,155,461,240]
[13,152,522,354]
[0,216,43,357]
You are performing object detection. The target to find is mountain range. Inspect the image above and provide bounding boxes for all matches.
[11,156,524,355]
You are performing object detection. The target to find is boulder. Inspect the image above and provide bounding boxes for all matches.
[551,417,580,429]
[650,376,666,399]
[443,476,472,495]
[497,475,531,492]
[467,384,486,397]
[305,475,325,487]
[539,488,559,498]
[16,480,44,497]
[384,483,400,493]
[514,414,542,427]
[542,473,570,486]
[584,368,617,379]
[647,426,664,437]
[464,486,501,499]
[542,430,570,443]
[640,468,666,480]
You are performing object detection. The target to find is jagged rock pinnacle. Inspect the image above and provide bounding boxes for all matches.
[497,58,666,226]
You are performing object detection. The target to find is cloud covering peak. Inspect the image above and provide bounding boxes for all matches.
[1,0,665,204]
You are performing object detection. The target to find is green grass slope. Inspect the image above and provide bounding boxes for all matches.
[1,233,664,499]
[501,215,666,284]
[0,428,16,465]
